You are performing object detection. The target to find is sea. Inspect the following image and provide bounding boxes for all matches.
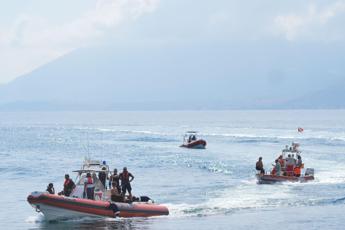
[0,110,344,230]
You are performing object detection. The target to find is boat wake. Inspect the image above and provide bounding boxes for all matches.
[166,177,345,218]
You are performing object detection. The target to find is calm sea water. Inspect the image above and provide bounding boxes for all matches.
[0,110,344,230]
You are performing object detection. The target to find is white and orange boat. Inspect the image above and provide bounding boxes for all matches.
[180,131,207,149]
[27,159,169,221]
[257,143,315,184]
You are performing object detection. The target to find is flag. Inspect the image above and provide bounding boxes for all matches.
[298,127,304,133]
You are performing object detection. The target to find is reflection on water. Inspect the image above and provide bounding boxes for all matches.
[33,218,152,230]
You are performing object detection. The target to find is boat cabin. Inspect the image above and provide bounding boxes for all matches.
[70,159,110,200]
[183,131,199,144]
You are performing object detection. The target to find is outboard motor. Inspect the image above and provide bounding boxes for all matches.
[139,196,154,203]
[305,168,314,176]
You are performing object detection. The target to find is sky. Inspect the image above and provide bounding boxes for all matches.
[0,0,345,84]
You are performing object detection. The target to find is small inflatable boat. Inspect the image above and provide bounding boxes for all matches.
[180,131,207,149]
[27,192,169,221]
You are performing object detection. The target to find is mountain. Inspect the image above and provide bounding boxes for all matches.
[0,41,344,110]
[285,82,345,109]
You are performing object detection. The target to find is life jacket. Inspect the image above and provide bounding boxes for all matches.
[64,179,70,187]
[271,168,276,175]
[86,177,93,184]
[294,167,301,176]
[279,159,285,167]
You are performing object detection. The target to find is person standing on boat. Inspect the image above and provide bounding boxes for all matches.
[84,172,95,200]
[58,174,75,197]
[296,155,303,168]
[285,154,295,176]
[98,167,107,190]
[256,157,265,174]
[274,160,281,176]
[109,168,121,192]
[277,155,285,170]
[119,167,134,200]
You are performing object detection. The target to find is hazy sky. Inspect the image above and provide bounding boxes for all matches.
[1,0,345,84]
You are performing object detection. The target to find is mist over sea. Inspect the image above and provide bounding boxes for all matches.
[1,110,344,229]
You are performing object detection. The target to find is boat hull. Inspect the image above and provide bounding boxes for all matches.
[256,174,314,184]
[180,139,207,149]
[27,192,169,221]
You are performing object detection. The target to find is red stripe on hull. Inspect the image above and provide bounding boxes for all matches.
[27,193,169,218]
[256,174,314,184]
[180,139,207,149]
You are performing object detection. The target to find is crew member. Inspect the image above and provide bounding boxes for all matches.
[296,155,303,168]
[84,172,95,200]
[256,157,265,174]
[119,167,134,200]
[285,154,294,176]
[278,155,285,170]
[109,168,121,193]
[110,182,124,202]
[46,183,55,194]
[98,167,107,189]
[294,166,301,177]
[58,174,75,196]
[274,159,281,176]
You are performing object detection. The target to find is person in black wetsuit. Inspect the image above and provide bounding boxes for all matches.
[119,167,134,200]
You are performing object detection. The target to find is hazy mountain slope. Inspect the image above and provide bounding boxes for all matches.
[0,41,343,110]
[285,82,345,109]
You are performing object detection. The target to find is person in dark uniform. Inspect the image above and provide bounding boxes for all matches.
[98,167,107,189]
[119,167,134,200]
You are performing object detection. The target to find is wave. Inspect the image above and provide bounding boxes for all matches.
[120,137,177,143]
[333,197,345,204]
[82,127,345,147]
[203,132,345,146]
[166,178,345,218]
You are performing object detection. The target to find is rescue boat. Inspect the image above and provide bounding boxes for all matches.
[27,159,169,221]
[256,143,315,184]
[180,131,207,149]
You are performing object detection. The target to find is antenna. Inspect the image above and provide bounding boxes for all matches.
[101,131,104,161]
[87,131,90,159]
